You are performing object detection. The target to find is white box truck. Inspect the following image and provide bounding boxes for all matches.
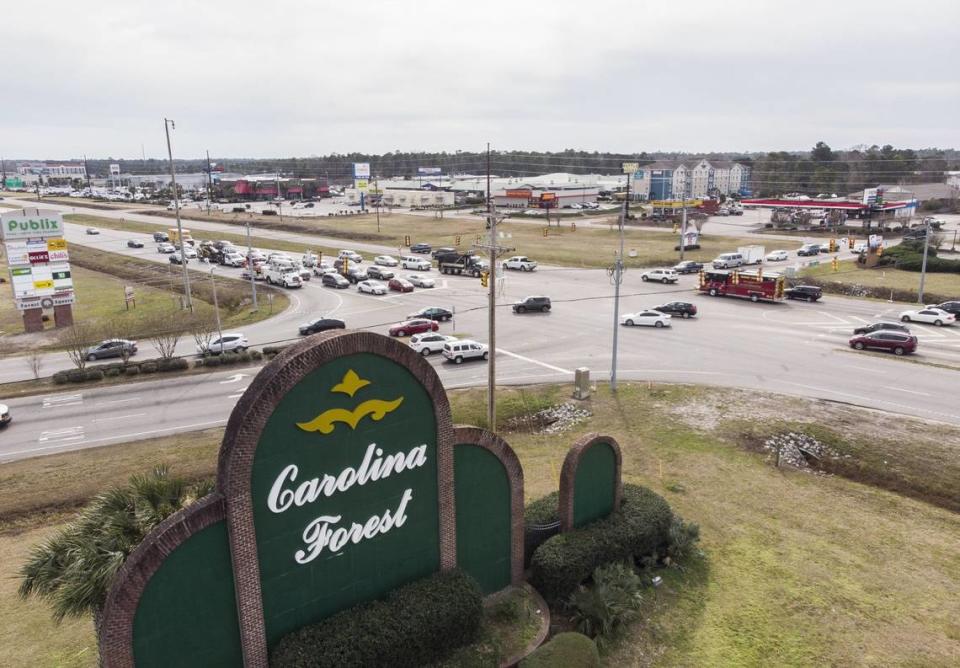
[738,245,765,265]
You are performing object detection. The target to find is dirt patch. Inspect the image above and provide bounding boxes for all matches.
[502,402,592,434]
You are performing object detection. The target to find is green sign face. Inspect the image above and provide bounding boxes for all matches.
[0,210,64,240]
[251,353,440,645]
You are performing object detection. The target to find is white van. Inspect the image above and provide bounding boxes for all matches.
[712,252,744,269]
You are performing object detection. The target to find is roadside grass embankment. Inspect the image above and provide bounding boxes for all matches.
[2,384,959,666]
[800,262,960,303]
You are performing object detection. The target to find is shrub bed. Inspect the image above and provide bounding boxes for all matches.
[529,484,673,605]
[270,569,483,668]
[519,632,600,668]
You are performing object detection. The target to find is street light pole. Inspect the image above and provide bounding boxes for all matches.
[164,118,193,311]
[918,217,931,304]
[246,218,258,310]
[610,167,631,392]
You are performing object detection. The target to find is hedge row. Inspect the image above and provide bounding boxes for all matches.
[525,491,560,525]
[519,632,600,668]
[529,484,673,605]
[270,569,483,668]
[194,350,262,367]
[51,350,265,384]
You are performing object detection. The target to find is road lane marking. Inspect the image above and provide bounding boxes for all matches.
[219,373,249,384]
[882,386,931,397]
[92,413,147,423]
[495,349,572,375]
[97,396,141,406]
[817,311,849,324]
[42,393,83,408]
[228,387,249,399]
[38,426,85,442]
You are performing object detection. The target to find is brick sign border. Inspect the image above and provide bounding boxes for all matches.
[558,433,623,532]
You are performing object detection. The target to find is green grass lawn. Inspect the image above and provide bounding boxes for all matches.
[801,262,960,301]
[2,385,959,666]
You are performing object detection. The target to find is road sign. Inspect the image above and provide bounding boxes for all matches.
[621,162,640,174]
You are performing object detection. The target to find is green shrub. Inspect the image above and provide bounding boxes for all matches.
[237,351,251,363]
[67,369,86,383]
[529,484,673,604]
[52,371,69,385]
[263,345,288,358]
[104,368,121,378]
[270,570,483,668]
[220,353,238,365]
[569,562,643,649]
[526,492,560,525]
[141,362,159,374]
[250,349,263,360]
[125,365,141,376]
[664,515,701,567]
[519,632,600,668]
[173,357,190,370]
[204,356,222,367]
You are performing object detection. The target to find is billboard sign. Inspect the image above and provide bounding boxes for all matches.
[0,210,64,241]
[417,167,442,175]
[621,161,640,174]
[353,163,370,179]
[354,179,369,192]
[110,163,121,176]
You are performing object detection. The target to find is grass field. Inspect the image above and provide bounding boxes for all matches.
[2,384,959,666]
[802,262,960,301]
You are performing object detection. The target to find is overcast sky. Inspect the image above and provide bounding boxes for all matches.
[4,0,957,159]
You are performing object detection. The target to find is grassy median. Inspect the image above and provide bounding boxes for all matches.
[801,262,960,302]
[2,383,959,666]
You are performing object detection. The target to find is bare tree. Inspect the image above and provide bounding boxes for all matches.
[24,351,43,379]
[60,322,100,370]
[188,313,218,355]
[146,312,183,360]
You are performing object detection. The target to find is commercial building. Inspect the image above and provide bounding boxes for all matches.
[17,162,87,179]
[633,159,751,200]
[492,184,599,209]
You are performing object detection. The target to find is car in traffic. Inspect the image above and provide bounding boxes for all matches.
[321,273,350,289]
[848,331,917,356]
[299,318,346,336]
[641,268,679,284]
[406,273,435,288]
[653,302,697,318]
[357,280,388,295]
[784,285,822,302]
[366,265,395,280]
[312,262,336,277]
[182,246,198,259]
[85,227,100,235]
[388,277,414,292]
[401,255,432,271]
[410,242,432,254]
[621,310,671,328]
[712,252,743,269]
[930,301,960,317]
[222,251,245,267]
[84,338,138,361]
[374,255,399,266]
[899,307,956,326]
[442,339,489,364]
[198,333,248,355]
[766,250,789,262]
[0,403,9,427]
[338,250,364,263]
[796,243,820,257]
[852,322,910,336]
[344,267,369,284]
[152,231,170,242]
[513,296,551,313]
[169,252,189,265]
[126,239,144,249]
[388,319,439,337]
[673,260,703,274]
[408,333,456,356]
[503,256,538,272]
[407,306,453,322]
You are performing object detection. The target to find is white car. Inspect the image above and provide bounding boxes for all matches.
[338,250,364,263]
[406,274,435,288]
[222,252,245,267]
[766,250,789,262]
[375,255,399,266]
[182,247,198,259]
[899,308,956,326]
[157,243,175,254]
[442,339,489,364]
[641,268,679,284]
[357,280,387,295]
[621,310,672,328]
[198,333,248,355]
[408,333,456,356]
[401,255,432,271]
[503,256,538,272]
[312,262,336,276]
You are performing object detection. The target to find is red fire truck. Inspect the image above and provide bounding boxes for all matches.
[698,269,784,303]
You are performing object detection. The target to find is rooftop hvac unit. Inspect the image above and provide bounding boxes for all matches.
[573,367,591,400]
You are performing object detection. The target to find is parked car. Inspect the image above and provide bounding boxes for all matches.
[126,239,144,249]
[653,302,697,318]
[673,260,703,274]
[796,244,820,257]
[408,307,453,322]
[374,255,399,266]
[513,296,551,313]
[621,310,671,328]
[388,319,439,337]
[85,228,99,235]
[848,331,917,356]
[401,255,432,270]
[852,322,910,336]
[503,256,538,272]
[357,280,388,295]
[409,333,456,356]
[0,403,9,427]
[198,333,248,355]
[366,265,395,280]
[84,338,138,361]
[321,273,350,289]
[388,277,414,292]
[899,307,956,326]
[641,268,679,284]
[406,273,435,288]
[410,242,432,254]
[766,250,789,262]
[442,339,489,364]
[784,285,822,302]
[338,250,364,263]
[930,301,960,317]
[299,318,346,336]
[152,231,170,243]
[712,252,743,269]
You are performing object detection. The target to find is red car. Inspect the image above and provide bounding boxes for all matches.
[389,277,414,293]
[848,331,917,356]
[388,319,438,337]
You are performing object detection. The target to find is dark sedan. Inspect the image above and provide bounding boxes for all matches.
[852,322,910,336]
[127,239,144,249]
[299,318,346,336]
[321,273,350,289]
[672,260,703,274]
[407,307,453,322]
[653,302,698,318]
[410,243,432,254]
[84,339,138,361]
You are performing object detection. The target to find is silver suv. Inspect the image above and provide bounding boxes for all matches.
[442,340,489,364]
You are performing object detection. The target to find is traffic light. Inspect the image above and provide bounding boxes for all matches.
[480,271,489,287]
[832,257,839,272]
[829,238,837,253]
[341,258,349,275]
[571,221,576,231]
[455,235,462,245]
[877,245,883,257]
[404,235,411,246]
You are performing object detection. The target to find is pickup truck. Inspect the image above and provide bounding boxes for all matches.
[503,256,537,272]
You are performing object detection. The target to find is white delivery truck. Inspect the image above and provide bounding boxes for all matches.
[264,261,303,288]
[738,245,765,265]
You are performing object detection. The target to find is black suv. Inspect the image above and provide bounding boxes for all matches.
[654,302,698,318]
[152,231,169,242]
[932,301,960,316]
[345,267,368,284]
[411,243,432,254]
[321,273,350,289]
[513,296,551,313]
[853,322,910,336]
[784,285,822,302]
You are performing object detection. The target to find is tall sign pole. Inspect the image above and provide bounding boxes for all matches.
[918,217,931,304]
[486,144,495,430]
[164,118,192,311]
[611,163,637,392]
[206,150,213,215]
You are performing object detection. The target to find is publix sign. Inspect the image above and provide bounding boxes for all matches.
[0,210,64,240]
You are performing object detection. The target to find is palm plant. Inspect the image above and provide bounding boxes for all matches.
[18,466,212,625]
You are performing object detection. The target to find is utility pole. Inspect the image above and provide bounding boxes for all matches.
[275,172,283,223]
[83,155,91,191]
[206,150,213,215]
[164,118,193,311]
[210,266,223,345]
[246,218,258,310]
[375,175,381,233]
[611,163,636,392]
[679,179,689,262]
[918,217,931,304]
